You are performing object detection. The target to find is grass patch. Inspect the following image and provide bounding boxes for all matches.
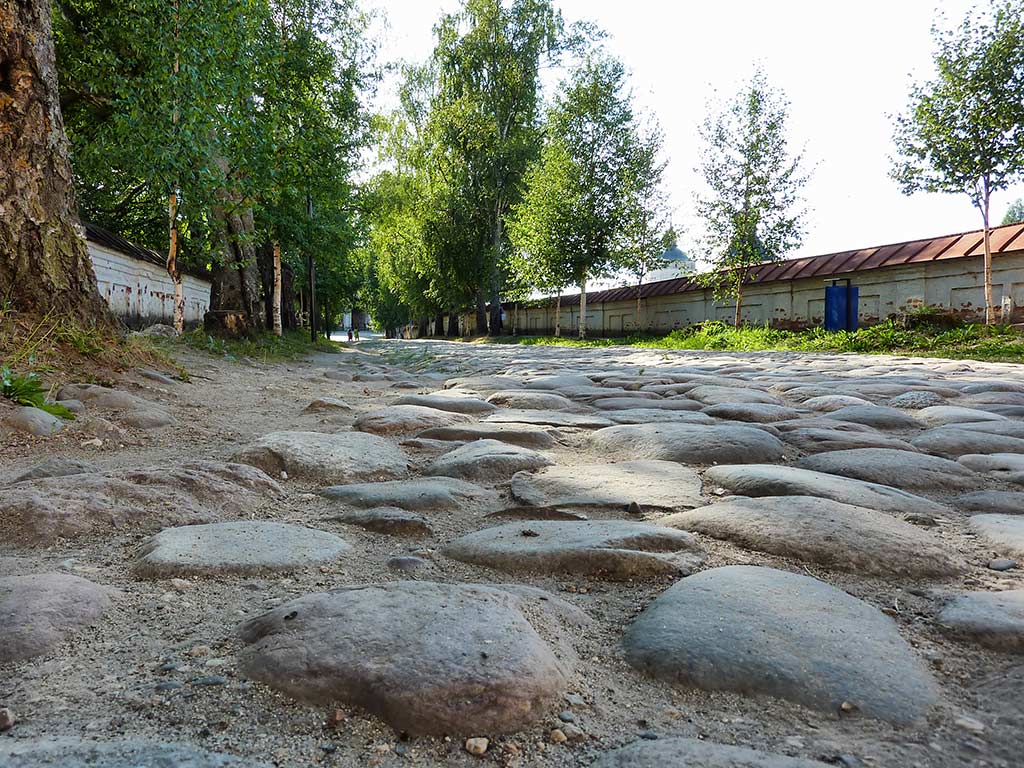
[491,319,1024,363]
[177,328,341,362]
[0,310,186,394]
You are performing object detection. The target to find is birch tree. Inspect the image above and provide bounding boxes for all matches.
[695,70,807,327]
[891,1,1024,324]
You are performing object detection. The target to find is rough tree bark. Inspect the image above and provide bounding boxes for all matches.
[0,0,111,325]
[475,290,487,335]
[206,173,262,336]
[554,292,561,337]
[447,310,458,337]
[272,240,282,336]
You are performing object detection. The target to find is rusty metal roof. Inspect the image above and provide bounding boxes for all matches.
[514,221,1024,309]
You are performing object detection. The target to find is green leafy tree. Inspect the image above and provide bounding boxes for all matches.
[511,52,669,339]
[695,70,807,327]
[1003,198,1024,225]
[431,0,562,334]
[891,1,1024,324]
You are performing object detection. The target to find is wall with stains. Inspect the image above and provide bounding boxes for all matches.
[89,242,211,328]
[460,249,1024,335]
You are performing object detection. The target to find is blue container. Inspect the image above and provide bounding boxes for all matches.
[825,284,859,331]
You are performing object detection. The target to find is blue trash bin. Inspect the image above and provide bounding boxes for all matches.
[824,282,858,332]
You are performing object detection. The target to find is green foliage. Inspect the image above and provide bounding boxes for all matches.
[1004,197,1024,224]
[891,2,1024,212]
[694,70,807,320]
[1,367,76,419]
[508,51,669,330]
[499,318,1024,362]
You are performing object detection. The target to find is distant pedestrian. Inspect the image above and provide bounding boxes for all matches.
[354,327,360,341]
[347,329,353,342]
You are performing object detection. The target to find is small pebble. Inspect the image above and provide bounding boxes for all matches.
[905,514,938,527]
[155,681,184,691]
[387,556,427,573]
[637,731,659,740]
[987,558,1018,572]
[564,693,585,707]
[561,723,585,741]
[0,708,14,732]
[549,729,567,744]
[280,471,288,480]
[464,737,488,755]
[558,710,575,723]
[170,578,191,592]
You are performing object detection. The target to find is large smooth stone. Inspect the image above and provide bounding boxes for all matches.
[525,373,596,390]
[592,397,702,412]
[911,428,1024,458]
[320,477,497,511]
[238,581,584,735]
[953,490,1024,513]
[0,740,269,768]
[232,431,408,481]
[623,565,936,724]
[704,464,948,517]
[796,448,979,492]
[444,375,524,393]
[970,514,1024,558]
[417,422,559,449]
[392,393,497,415]
[958,453,1024,473]
[425,439,551,481]
[7,457,97,483]
[887,391,947,409]
[2,406,63,436]
[485,390,579,411]
[916,406,1009,427]
[604,408,715,425]
[302,397,352,413]
[686,385,782,405]
[591,738,830,768]
[353,405,473,436]
[2,573,113,663]
[939,590,1024,652]
[484,409,613,429]
[702,403,803,423]
[57,383,174,428]
[1,461,282,545]
[443,520,703,580]
[591,424,785,465]
[781,427,917,455]
[133,522,350,577]
[331,507,432,537]
[511,460,703,511]
[822,405,922,430]
[799,395,874,412]
[661,496,960,577]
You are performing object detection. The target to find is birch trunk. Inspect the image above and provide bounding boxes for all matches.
[981,193,995,325]
[167,192,184,333]
[272,240,283,336]
[554,293,561,337]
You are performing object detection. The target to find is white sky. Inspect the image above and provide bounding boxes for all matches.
[363,0,1024,264]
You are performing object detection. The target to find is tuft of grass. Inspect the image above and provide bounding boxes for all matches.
[1,366,76,419]
[177,328,341,363]
[492,319,1024,363]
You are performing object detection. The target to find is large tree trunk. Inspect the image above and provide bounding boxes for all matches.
[207,182,262,336]
[281,262,296,330]
[434,310,444,337]
[0,0,110,325]
[447,310,458,337]
[475,290,487,335]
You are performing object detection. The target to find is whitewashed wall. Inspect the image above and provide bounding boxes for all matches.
[458,249,1024,335]
[89,242,211,327]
